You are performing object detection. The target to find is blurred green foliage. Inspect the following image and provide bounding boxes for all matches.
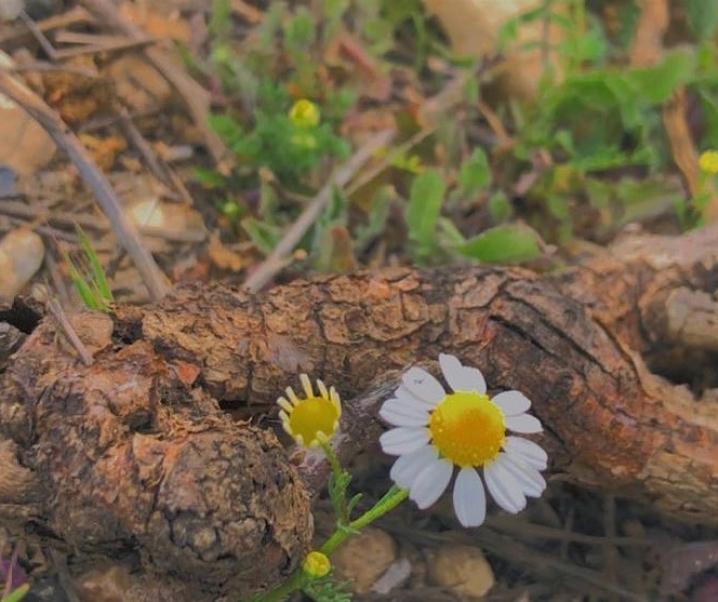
[207,85,350,184]
[199,0,718,272]
[0,585,29,602]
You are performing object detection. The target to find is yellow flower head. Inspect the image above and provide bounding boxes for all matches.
[277,374,341,448]
[288,99,321,128]
[302,551,331,578]
[699,150,718,175]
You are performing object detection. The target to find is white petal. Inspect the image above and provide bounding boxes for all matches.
[390,446,439,489]
[439,353,486,394]
[484,458,527,514]
[286,387,300,405]
[453,468,486,527]
[380,397,430,427]
[402,367,446,406]
[379,427,430,456]
[394,385,438,414]
[277,397,293,413]
[330,388,342,416]
[300,374,314,398]
[505,413,543,434]
[498,453,546,497]
[503,436,548,471]
[409,457,453,509]
[492,390,531,416]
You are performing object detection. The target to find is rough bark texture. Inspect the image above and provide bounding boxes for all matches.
[2,225,718,599]
[0,314,312,600]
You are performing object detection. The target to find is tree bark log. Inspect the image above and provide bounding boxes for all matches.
[2,224,718,599]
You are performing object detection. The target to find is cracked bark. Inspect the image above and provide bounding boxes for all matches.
[2,225,718,600]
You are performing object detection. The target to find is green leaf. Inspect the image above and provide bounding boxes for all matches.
[437,218,465,246]
[77,226,113,304]
[241,218,282,255]
[2,584,30,602]
[454,224,543,264]
[192,167,226,188]
[65,226,113,312]
[630,49,696,104]
[285,7,315,54]
[546,194,570,221]
[406,169,446,247]
[355,186,391,250]
[698,88,718,148]
[209,0,231,36]
[464,76,479,104]
[457,148,491,194]
[207,113,244,145]
[686,0,718,42]
[487,191,513,222]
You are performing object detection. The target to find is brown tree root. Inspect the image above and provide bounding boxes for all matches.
[2,224,718,599]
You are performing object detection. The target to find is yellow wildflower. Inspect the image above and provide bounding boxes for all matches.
[289,99,321,128]
[277,374,341,448]
[699,150,718,175]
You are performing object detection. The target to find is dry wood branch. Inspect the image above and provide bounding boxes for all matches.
[3,225,718,598]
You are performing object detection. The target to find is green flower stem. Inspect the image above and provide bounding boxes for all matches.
[320,442,343,487]
[320,486,409,555]
[249,447,409,602]
[253,570,306,602]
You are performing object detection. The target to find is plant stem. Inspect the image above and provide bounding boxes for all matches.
[321,442,343,482]
[252,570,306,602]
[320,487,408,555]
[249,451,409,601]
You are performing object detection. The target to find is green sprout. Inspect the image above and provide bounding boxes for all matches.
[64,225,113,312]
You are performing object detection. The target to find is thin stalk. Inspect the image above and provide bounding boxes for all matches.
[320,487,408,555]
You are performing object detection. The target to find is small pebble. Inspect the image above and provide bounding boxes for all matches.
[427,543,495,599]
[0,229,44,299]
[0,0,23,20]
[331,528,397,594]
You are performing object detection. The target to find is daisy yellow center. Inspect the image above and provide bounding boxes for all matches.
[428,392,506,468]
[288,397,339,445]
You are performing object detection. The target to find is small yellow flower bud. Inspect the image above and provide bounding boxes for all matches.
[699,150,718,175]
[289,99,321,128]
[302,551,331,578]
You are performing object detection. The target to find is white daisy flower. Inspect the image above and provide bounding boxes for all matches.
[379,353,548,528]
